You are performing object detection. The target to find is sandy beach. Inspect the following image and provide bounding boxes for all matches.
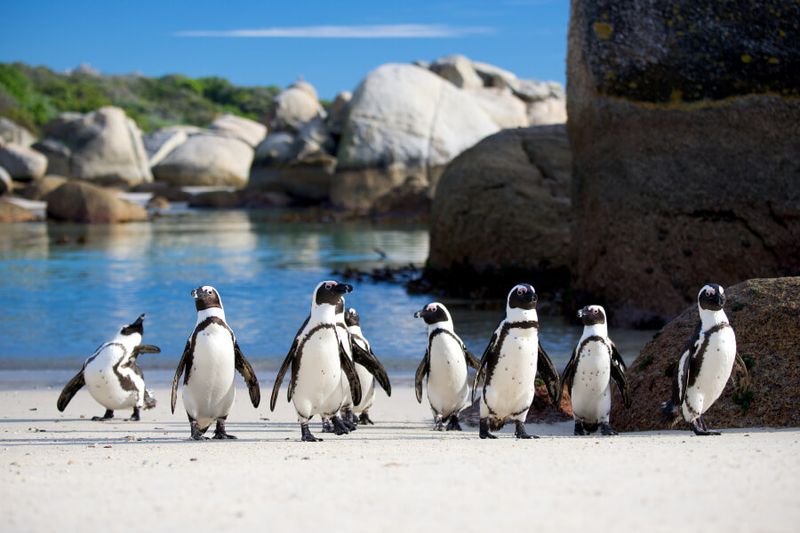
[0,383,798,533]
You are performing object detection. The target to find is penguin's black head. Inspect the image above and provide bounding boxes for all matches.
[414,303,450,325]
[577,305,606,326]
[315,280,353,307]
[120,313,145,336]
[698,284,726,311]
[508,283,537,310]
[192,285,222,311]
[345,308,360,327]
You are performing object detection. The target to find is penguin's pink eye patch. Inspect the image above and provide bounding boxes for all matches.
[705,288,715,296]
[426,304,437,312]
[324,282,335,290]
[516,287,526,295]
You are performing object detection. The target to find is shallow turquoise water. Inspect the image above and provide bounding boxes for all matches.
[0,210,654,375]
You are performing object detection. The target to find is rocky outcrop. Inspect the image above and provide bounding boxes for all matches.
[568,0,800,326]
[152,133,253,187]
[17,175,68,200]
[0,118,36,146]
[427,126,572,294]
[0,199,36,222]
[611,277,800,431]
[209,114,267,147]
[187,190,242,209]
[270,81,325,133]
[36,107,152,186]
[0,166,12,195]
[45,181,148,223]
[429,54,484,90]
[0,141,47,181]
[143,126,200,167]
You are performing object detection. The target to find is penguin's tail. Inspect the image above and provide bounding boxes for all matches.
[143,389,157,410]
[660,400,681,426]
[489,418,505,432]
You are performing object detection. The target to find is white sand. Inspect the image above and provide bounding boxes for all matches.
[1,384,798,533]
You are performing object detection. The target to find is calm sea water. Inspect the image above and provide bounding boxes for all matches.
[0,209,654,379]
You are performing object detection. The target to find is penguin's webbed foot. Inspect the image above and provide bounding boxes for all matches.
[189,418,209,440]
[212,419,237,439]
[322,418,334,433]
[599,422,618,436]
[331,416,351,435]
[92,409,114,421]
[301,422,322,442]
[128,407,141,422]
[479,418,497,439]
[358,412,375,425]
[433,415,445,431]
[690,418,721,436]
[514,420,538,439]
[341,410,357,431]
[573,420,590,436]
[445,415,462,431]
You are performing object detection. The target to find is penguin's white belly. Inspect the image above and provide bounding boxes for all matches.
[293,328,344,419]
[84,348,140,410]
[685,328,737,416]
[353,362,375,413]
[183,325,236,427]
[484,332,538,418]
[427,335,469,417]
[571,341,612,422]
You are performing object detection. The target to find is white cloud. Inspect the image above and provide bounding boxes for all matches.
[175,24,492,39]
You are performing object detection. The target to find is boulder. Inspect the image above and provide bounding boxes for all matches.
[429,54,484,90]
[0,166,11,195]
[472,61,519,89]
[147,195,171,210]
[467,87,529,129]
[568,0,800,326]
[514,80,568,125]
[152,133,253,187]
[253,132,296,165]
[0,199,36,222]
[370,176,430,217]
[143,126,199,166]
[277,155,336,201]
[38,107,152,186]
[611,277,800,431]
[325,91,352,137]
[209,114,267,147]
[427,125,572,293]
[270,82,325,133]
[0,118,36,146]
[187,190,242,209]
[0,142,47,181]
[334,64,499,209]
[130,182,192,202]
[17,175,68,200]
[44,181,148,223]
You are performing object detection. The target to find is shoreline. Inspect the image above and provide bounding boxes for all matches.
[1,385,799,532]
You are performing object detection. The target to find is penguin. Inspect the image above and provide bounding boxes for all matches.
[472,284,560,439]
[662,284,749,436]
[57,314,160,421]
[171,286,261,440]
[414,302,480,431]
[557,305,631,436]
[330,299,357,431]
[345,307,392,425]
[270,281,363,442]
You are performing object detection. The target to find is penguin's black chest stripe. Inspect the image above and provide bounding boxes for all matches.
[688,322,730,389]
[577,335,610,358]
[184,317,235,385]
[92,342,137,393]
[485,320,539,387]
[427,329,463,355]
[290,323,338,390]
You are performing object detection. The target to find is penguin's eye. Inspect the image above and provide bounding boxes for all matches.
[593,309,599,314]
[426,304,437,312]
[705,289,714,297]
[324,282,335,290]
[516,288,525,296]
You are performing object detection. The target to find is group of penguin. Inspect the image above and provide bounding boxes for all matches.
[57,280,746,441]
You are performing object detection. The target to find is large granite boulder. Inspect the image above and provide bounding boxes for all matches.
[44,181,148,223]
[17,175,68,200]
[429,54,484,90]
[611,277,800,431]
[0,166,12,195]
[0,118,36,146]
[467,87,529,129]
[0,141,47,181]
[209,114,267,147]
[152,133,253,187]
[427,125,572,294]
[568,0,800,326]
[334,64,499,210]
[143,126,200,167]
[36,107,152,186]
[270,82,325,133]
[325,91,352,137]
[0,199,36,222]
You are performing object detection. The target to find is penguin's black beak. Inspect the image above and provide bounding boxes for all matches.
[333,283,353,294]
[131,314,145,327]
[191,287,200,299]
[414,309,424,319]
[577,307,587,319]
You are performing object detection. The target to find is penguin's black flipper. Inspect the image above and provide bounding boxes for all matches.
[130,344,161,361]
[234,341,261,408]
[472,332,497,403]
[171,340,191,414]
[610,341,632,408]
[339,342,362,406]
[557,347,580,406]
[463,347,481,370]
[675,322,701,406]
[57,369,85,412]
[351,342,392,396]
[414,351,429,403]
[270,338,297,412]
[536,341,560,404]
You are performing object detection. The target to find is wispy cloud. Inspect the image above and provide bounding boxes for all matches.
[175,24,492,39]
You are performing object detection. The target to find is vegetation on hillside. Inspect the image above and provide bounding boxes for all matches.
[0,62,280,133]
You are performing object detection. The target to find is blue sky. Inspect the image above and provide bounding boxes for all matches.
[0,0,569,98]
